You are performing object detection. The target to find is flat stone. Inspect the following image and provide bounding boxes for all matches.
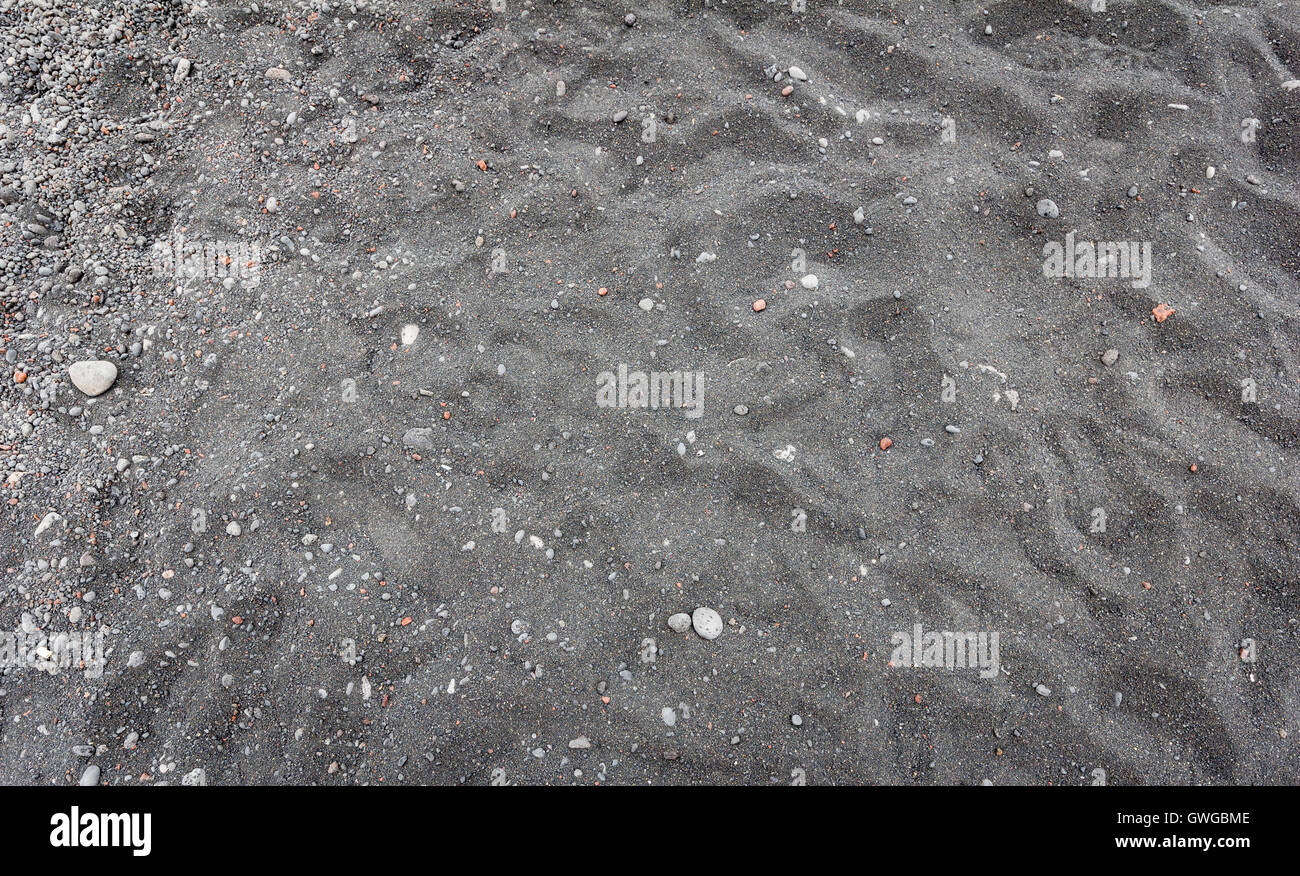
[403,428,435,450]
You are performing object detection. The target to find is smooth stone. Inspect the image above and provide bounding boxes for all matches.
[691,606,723,640]
[68,360,117,396]
[799,274,818,290]
[79,765,100,786]
[1035,198,1060,218]
[787,65,808,81]
[1101,349,1119,366]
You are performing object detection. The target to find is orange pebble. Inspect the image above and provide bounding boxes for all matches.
[752,299,766,312]
[781,85,793,96]
[1152,303,1175,322]
[13,371,26,384]
[598,287,608,296]
[879,437,893,450]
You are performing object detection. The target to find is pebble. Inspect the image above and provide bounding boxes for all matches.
[569,736,592,749]
[68,360,118,396]
[799,274,818,290]
[638,297,655,311]
[791,714,803,727]
[661,707,677,726]
[1101,349,1119,366]
[668,612,692,633]
[79,765,100,786]
[34,511,65,539]
[1035,198,1060,219]
[403,428,435,450]
[787,65,808,81]
[691,606,723,640]
[226,521,242,537]
[612,110,628,123]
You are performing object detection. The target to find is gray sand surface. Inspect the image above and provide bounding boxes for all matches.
[1,0,1297,785]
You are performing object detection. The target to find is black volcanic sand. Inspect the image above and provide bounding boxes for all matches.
[1,0,1298,785]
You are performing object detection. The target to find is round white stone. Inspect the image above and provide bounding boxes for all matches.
[691,606,723,640]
